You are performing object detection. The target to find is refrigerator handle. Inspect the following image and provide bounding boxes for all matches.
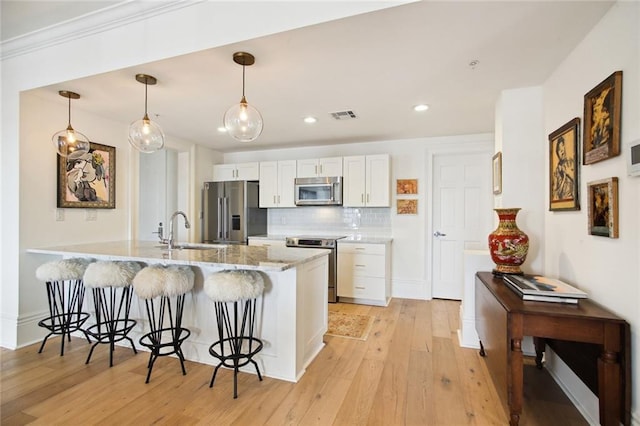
[217,197,223,239]
[224,197,230,239]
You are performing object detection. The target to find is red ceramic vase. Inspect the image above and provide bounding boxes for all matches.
[488,208,529,275]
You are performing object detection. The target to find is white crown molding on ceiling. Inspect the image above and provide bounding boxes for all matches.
[0,0,202,60]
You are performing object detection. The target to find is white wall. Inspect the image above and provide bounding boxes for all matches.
[224,133,493,300]
[543,2,639,423]
[494,86,545,274]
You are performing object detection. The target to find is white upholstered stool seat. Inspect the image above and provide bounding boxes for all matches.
[133,264,194,383]
[83,260,142,367]
[35,258,94,356]
[204,270,265,398]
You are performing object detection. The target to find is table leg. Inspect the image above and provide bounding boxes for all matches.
[533,337,545,369]
[598,322,623,426]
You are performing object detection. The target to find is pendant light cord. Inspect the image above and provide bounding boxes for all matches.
[144,80,149,118]
[242,64,246,98]
[67,95,72,127]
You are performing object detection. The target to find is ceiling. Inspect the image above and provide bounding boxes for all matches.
[3,1,614,153]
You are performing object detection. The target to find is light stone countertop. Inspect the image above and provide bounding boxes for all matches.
[249,234,393,244]
[28,240,329,272]
[339,236,393,244]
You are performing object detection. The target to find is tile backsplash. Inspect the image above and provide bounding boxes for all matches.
[267,207,391,237]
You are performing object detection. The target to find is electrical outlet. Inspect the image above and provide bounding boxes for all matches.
[56,209,65,221]
[86,209,97,221]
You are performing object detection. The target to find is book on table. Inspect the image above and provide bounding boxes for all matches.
[502,274,588,302]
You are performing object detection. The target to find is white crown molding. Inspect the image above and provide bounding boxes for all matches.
[0,0,202,61]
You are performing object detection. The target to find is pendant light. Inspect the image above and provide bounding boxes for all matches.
[51,91,90,157]
[128,74,165,153]
[223,52,263,142]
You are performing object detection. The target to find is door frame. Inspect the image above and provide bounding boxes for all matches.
[424,136,493,299]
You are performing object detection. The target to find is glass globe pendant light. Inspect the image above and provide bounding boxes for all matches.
[223,52,263,142]
[128,74,165,153]
[51,91,90,157]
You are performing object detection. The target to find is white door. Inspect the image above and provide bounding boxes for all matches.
[432,152,492,300]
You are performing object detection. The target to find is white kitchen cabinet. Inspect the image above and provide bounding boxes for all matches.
[296,157,343,178]
[259,160,297,208]
[212,162,259,182]
[248,238,287,248]
[342,154,390,207]
[337,241,391,306]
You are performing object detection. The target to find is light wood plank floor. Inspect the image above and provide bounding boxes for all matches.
[1,299,588,425]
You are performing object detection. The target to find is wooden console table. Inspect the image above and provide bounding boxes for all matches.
[475,272,630,426]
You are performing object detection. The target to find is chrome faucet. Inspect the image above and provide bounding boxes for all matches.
[167,211,191,250]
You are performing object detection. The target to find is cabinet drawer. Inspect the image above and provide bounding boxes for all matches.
[338,243,385,255]
[248,239,286,248]
[338,276,385,300]
[351,254,385,277]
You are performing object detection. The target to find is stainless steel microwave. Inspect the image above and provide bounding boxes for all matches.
[294,176,343,206]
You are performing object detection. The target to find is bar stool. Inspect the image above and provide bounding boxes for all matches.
[83,260,141,367]
[204,270,264,398]
[132,264,194,383]
[35,258,94,356]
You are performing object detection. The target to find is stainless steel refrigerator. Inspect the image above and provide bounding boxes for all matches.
[201,181,267,244]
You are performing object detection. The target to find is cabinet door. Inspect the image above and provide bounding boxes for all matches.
[212,164,236,182]
[319,157,343,176]
[277,160,297,207]
[259,161,278,208]
[342,156,366,207]
[337,252,355,297]
[236,162,259,181]
[296,159,318,178]
[365,154,390,207]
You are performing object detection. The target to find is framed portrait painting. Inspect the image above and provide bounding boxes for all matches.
[57,142,116,208]
[492,152,502,195]
[587,177,618,238]
[549,118,580,211]
[583,71,622,165]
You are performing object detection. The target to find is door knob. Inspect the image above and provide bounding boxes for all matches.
[433,231,447,237]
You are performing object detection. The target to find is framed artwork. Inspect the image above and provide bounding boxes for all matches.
[397,199,417,215]
[57,142,116,208]
[397,179,418,195]
[583,70,622,165]
[549,118,580,211]
[587,177,618,238]
[492,152,502,195]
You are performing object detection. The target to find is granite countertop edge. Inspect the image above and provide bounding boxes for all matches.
[27,241,329,273]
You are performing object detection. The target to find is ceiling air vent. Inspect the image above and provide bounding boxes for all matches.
[330,110,357,120]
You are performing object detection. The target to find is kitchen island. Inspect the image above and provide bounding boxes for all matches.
[28,240,329,382]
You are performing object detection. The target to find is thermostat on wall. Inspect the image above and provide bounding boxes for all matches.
[628,139,640,177]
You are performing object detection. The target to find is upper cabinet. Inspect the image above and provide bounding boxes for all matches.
[296,157,343,178]
[343,154,390,207]
[212,162,259,182]
[259,160,297,208]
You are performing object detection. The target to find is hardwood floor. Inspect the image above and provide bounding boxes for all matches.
[1,299,588,425]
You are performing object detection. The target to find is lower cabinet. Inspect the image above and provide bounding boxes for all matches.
[337,241,391,306]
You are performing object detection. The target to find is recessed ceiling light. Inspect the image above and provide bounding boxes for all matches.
[217,126,227,133]
[413,104,429,112]
[304,116,317,124]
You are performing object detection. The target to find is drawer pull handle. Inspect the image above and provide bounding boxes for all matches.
[355,286,366,289]
[355,247,365,250]
[355,264,366,267]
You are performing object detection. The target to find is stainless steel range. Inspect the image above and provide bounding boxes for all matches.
[285,235,346,303]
